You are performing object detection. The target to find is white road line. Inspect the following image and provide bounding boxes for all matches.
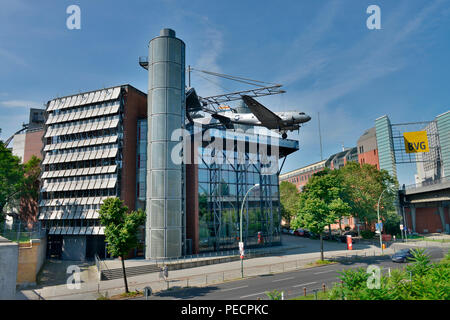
[272,277,294,283]
[314,269,336,275]
[292,281,317,288]
[221,285,249,292]
[240,292,267,299]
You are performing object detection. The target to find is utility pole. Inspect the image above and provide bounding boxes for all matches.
[188,65,191,88]
[239,184,259,278]
[377,188,390,254]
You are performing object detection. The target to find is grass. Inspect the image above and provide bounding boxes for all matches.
[306,259,336,267]
[292,291,329,300]
[0,231,32,243]
[97,290,143,300]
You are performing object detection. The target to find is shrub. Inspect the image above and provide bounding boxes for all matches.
[361,230,375,239]
[266,289,283,300]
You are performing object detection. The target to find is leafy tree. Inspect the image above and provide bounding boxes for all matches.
[18,156,41,226]
[291,169,351,260]
[0,141,25,221]
[337,162,398,229]
[98,197,146,293]
[279,181,300,226]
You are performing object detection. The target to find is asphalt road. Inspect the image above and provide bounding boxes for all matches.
[136,247,444,300]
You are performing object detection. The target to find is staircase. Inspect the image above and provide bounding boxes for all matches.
[100,264,161,281]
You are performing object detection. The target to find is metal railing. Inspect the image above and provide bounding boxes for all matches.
[404,175,450,190]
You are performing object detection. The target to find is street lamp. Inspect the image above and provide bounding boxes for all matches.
[239,183,259,278]
[377,186,392,254]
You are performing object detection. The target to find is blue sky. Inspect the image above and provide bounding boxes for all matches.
[1,0,449,184]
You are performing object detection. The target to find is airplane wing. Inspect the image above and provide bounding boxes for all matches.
[211,113,234,129]
[242,95,281,129]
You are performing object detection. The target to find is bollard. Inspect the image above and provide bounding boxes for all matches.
[322,283,326,293]
[304,287,307,296]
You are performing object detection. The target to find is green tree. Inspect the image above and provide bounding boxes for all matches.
[291,169,351,260]
[337,162,397,229]
[279,181,299,226]
[98,197,146,293]
[0,141,25,222]
[17,156,41,225]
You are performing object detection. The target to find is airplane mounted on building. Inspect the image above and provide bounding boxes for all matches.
[211,96,311,139]
[183,68,311,139]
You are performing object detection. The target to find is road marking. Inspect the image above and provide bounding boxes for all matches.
[272,277,294,283]
[314,270,336,275]
[240,292,267,299]
[221,285,249,292]
[292,281,317,288]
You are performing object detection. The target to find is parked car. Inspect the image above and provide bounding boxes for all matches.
[289,229,295,235]
[294,229,305,237]
[391,249,414,263]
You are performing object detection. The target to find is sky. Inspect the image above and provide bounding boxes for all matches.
[0,0,449,185]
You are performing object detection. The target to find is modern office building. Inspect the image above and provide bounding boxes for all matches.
[279,160,326,192]
[279,146,358,192]
[12,108,46,164]
[39,85,146,260]
[357,127,379,169]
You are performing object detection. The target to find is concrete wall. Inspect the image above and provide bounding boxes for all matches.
[16,237,47,287]
[0,236,19,299]
[12,133,26,162]
[23,129,44,163]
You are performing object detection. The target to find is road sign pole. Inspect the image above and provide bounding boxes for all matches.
[239,184,259,278]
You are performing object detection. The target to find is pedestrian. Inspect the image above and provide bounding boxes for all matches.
[164,265,169,279]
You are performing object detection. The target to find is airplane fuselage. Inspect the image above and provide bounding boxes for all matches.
[218,111,311,129]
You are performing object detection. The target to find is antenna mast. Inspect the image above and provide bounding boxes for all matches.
[318,112,323,160]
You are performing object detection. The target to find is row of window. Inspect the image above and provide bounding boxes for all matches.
[47,87,120,112]
[41,165,117,179]
[46,101,119,125]
[48,142,117,155]
[42,188,116,199]
[44,117,120,138]
[44,173,116,184]
[50,128,119,144]
[44,158,117,172]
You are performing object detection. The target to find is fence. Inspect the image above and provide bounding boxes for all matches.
[0,222,46,243]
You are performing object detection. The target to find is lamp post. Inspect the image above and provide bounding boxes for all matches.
[239,183,259,278]
[377,187,391,254]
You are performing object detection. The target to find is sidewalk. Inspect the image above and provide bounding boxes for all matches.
[18,235,395,300]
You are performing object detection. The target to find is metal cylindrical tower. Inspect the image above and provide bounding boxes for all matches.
[146,28,185,259]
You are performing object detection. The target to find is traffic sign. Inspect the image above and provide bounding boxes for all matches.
[376,223,383,232]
